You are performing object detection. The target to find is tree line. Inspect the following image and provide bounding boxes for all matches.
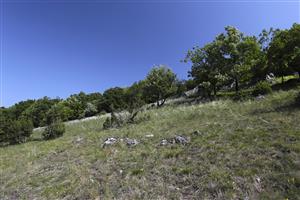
[0,23,299,145]
[185,23,300,97]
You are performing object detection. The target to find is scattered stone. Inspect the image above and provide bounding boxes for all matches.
[145,134,154,138]
[254,176,263,192]
[256,94,265,100]
[174,135,190,145]
[73,136,84,146]
[160,139,169,146]
[125,138,139,147]
[160,135,190,146]
[266,73,275,84]
[102,137,117,148]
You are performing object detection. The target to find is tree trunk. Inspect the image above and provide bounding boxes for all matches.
[281,75,284,84]
[213,85,217,97]
[235,78,239,93]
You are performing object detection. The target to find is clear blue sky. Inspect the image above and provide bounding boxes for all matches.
[1,0,299,107]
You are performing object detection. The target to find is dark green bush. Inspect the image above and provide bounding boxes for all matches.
[0,118,33,145]
[233,90,252,101]
[42,120,65,140]
[10,119,33,144]
[102,112,128,129]
[102,117,112,130]
[252,81,272,96]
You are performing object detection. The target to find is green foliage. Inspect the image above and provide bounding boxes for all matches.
[102,112,131,129]
[63,93,87,120]
[101,87,127,112]
[84,102,98,117]
[42,120,65,140]
[21,97,60,127]
[268,23,300,80]
[5,100,36,121]
[0,110,33,145]
[102,117,112,130]
[44,103,72,125]
[144,65,177,106]
[124,81,146,112]
[252,81,272,96]
[186,26,263,95]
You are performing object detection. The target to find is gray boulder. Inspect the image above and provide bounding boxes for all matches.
[174,135,190,145]
[125,138,139,147]
[102,137,118,148]
[160,139,169,146]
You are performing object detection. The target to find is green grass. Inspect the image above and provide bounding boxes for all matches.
[1,89,300,199]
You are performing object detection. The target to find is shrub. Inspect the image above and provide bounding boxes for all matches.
[42,120,65,140]
[102,111,130,129]
[8,119,33,144]
[102,110,147,129]
[102,117,112,130]
[0,114,33,145]
[84,102,98,117]
[252,81,272,96]
[233,90,252,101]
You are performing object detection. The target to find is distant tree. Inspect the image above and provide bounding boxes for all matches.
[22,97,60,127]
[185,39,228,96]
[100,87,129,112]
[184,79,198,90]
[267,30,292,82]
[44,102,72,125]
[144,65,177,106]
[283,23,300,77]
[175,80,187,96]
[267,24,300,82]
[63,94,86,120]
[219,27,262,92]
[5,100,35,121]
[123,81,146,121]
[84,102,98,117]
[247,28,278,84]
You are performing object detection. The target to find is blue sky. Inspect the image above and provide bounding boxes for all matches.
[1,0,299,107]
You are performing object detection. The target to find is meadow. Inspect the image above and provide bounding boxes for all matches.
[1,89,300,199]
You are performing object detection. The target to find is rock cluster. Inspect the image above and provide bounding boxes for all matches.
[102,130,202,148]
[160,135,190,146]
[102,137,118,148]
[102,137,139,148]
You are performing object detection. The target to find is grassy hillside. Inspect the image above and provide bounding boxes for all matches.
[1,89,300,199]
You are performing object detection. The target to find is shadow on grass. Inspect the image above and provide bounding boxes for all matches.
[28,137,44,142]
[272,78,300,91]
[251,100,300,115]
[0,137,44,148]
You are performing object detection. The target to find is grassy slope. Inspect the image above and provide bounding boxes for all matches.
[1,89,300,200]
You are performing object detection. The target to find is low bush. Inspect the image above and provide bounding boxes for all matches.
[232,90,252,101]
[42,120,65,140]
[102,111,130,129]
[0,118,33,145]
[102,117,112,130]
[252,81,272,96]
[102,110,149,129]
